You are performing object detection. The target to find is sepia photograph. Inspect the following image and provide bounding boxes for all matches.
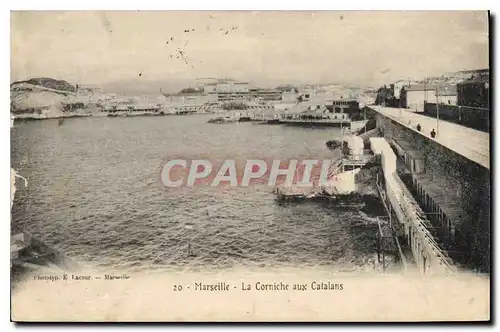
[9,10,491,322]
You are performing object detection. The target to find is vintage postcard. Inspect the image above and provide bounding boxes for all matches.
[10,10,490,322]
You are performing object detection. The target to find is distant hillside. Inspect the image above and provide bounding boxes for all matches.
[11,77,76,93]
[275,84,298,92]
[101,78,195,97]
[413,69,489,85]
[179,87,204,94]
[10,77,78,115]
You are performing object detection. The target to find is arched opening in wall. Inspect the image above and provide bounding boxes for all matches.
[415,241,420,266]
[408,226,412,247]
[442,214,449,248]
[439,209,445,229]
[422,253,427,274]
[429,199,435,223]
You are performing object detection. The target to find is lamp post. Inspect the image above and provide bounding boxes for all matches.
[364,107,367,135]
[435,87,440,137]
[424,77,427,104]
[399,90,402,118]
[485,81,490,109]
[340,116,343,150]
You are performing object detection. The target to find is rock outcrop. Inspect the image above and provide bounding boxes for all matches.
[11,77,76,93]
[10,77,78,118]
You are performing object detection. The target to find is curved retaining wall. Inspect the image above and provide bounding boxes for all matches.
[371,137,455,274]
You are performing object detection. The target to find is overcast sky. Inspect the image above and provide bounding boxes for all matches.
[11,11,489,87]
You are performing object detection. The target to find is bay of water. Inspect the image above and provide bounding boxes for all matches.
[11,114,386,272]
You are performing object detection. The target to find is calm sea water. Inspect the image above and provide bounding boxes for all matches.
[11,114,388,272]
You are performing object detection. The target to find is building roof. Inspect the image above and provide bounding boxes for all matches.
[404,84,436,91]
[404,84,457,96]
[327,99,359,103]
[458,79,490,86]
[216,79,236,84]
[458,68,489,74]
[437,87,457,96]
[258,88,281,93]
[164,92,206,97]
[392,79,408,84]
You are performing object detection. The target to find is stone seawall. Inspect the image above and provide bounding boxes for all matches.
[373,111,490,272]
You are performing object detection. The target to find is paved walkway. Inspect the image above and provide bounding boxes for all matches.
[370,106,490,170]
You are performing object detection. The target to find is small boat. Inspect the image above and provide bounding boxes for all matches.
[207,116,238,124]
[238,116,252,122]
[273,188,365,208]
[273,187,308,201]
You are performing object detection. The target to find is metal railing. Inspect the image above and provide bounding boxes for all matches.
[374,136,455,273]
[389,172,455,272]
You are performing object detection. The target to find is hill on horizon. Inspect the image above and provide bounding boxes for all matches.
[11,77,76,93]
[100,77,373,97]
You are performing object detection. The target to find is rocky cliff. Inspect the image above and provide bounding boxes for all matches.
[10,77,78,117]
[11,77,76,93]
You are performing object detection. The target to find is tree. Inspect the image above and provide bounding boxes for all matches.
[178,87,203,94]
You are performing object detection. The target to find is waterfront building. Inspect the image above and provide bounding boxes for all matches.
[217,81,250,102]
[400,85,431,112]
[282,90,298,102]
[326,99,360,113]
[299,86,316,98]
[194,78,252,102]
[457,79,489,109]
[74,84,117,104]
[436,85,458,106]
[400,83,457,112]
[162,91,217,106]
[392,80,408,99]
[249,88,282,101]
[203,83,217,93]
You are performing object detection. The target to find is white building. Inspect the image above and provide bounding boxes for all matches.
[401,84,457,112]
[282,90,298,102]
[203,83,217,93]
[163,93,217,106]
[392,79,408,99]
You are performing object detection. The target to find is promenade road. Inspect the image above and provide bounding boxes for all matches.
[369,106,490,170]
